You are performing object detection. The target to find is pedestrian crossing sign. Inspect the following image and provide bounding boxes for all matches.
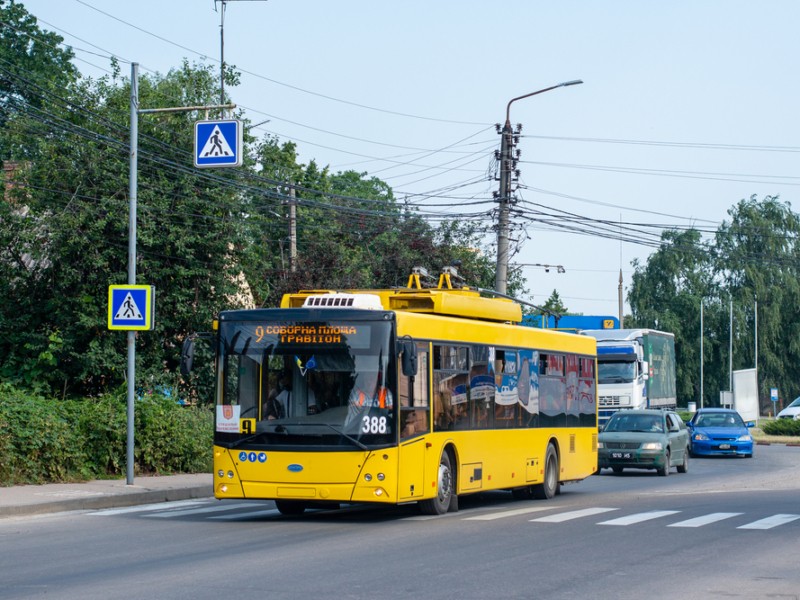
[194,119,242,168]
[108,285,155,330]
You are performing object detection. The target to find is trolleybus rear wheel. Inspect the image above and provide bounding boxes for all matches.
[532,443,559,500]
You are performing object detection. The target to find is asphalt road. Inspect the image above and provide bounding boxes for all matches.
[1,445,798,600]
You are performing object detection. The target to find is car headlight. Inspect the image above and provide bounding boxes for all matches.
[641,442,663,450]
[597,441,605,449]
[692,432,709,441]
[737,434,752,442]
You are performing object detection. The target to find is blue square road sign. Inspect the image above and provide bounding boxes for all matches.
[108,285,155,330]
[194,119,242,168]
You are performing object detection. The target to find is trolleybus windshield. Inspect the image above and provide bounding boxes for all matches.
[216,318,396,448]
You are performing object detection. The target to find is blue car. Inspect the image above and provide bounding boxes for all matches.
[686,408,754,458]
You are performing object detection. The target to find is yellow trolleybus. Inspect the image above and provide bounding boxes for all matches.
[182,270,598,515]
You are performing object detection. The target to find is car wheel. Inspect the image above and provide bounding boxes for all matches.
[677,449,689,473]
[419,450,454,515]
[657,450,671,476]
[532,444,559,500]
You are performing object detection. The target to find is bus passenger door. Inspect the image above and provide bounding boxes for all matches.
[398,437,426,500]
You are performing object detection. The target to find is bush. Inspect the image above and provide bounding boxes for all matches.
[761,418,800,437]
[0,386,87,484]
[0,385,213,486]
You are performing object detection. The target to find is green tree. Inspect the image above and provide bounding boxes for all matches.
[713,195,800,412]
[1,61,251,396]
[0,0,78,159]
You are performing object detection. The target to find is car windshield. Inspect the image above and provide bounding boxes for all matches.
[788,397,800,408]
[605,413,663,433]
[694,413,744,428]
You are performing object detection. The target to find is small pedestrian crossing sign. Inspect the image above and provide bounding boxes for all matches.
[194,119,242,168]
[108,285,155,330]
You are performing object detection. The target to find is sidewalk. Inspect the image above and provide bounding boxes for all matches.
[0,473,213,518]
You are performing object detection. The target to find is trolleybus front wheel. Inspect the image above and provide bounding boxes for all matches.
[419,450,455,515]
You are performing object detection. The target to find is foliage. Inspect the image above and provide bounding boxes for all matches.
[0,385,212,485]
[627,196,800,414]
[539,290,569,319]
[760,418,800,437]
[0,0,78,159]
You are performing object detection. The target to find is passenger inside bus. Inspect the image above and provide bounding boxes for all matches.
[265,372,290,420]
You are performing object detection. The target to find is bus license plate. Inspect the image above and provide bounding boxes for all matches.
[611,452,632,459]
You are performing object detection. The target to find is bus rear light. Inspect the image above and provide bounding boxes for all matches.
[373,488,385,497]
[217,470,224,478]
[227,471,234,479]
[377,473,385,481]
[364,474,372,482]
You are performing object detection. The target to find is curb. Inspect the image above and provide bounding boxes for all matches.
[0,481,213,518]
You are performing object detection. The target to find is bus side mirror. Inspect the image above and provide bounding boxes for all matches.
[180,337,195,378]
[640,360,649,381]
[398,339,418,377]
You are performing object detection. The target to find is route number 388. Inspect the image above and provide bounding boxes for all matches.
[361,415,388,434]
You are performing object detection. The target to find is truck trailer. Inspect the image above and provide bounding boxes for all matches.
[580,329,677,426]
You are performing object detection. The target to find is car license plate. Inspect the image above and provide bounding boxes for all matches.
[718,444,731,450]
[611,452,632,459]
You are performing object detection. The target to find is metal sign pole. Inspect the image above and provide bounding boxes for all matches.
[126,62,139,485]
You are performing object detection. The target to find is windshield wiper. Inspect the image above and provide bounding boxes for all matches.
[229,432,267,448]
[296,422,369,450]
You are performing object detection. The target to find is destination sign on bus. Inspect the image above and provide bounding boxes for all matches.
[259,324,359,345]
[226,322,372,350]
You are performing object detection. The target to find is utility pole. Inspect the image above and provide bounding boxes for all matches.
[618,269,624,328]
[494,80,583,294]
[494,119,517,295]
[288,185,297,272]
[216,1,269,111]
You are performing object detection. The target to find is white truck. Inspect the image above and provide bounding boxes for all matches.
[580,329,677,426]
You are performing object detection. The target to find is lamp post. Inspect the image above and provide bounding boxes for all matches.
[513,262,566,274]
[495,79,583,294]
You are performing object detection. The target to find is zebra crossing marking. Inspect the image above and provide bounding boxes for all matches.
[530,507,619,523]
[598,510,680,526]
[668,512,743,528]
[737,514,800,530]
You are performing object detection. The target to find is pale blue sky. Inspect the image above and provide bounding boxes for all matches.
[20,0,800,315]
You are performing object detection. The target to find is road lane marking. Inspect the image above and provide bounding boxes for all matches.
[531,507,619,523]
[598,510,680,526]
[737,514,800,530]
[668,512,743,527]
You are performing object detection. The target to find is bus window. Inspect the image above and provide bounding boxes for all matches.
[470,345,495,429]
[400,343,430,440]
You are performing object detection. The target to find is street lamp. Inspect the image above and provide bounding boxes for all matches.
[514,263,566,274]
[495,79,583,295]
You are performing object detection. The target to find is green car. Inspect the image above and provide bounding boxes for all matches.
[598,409,690,476]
